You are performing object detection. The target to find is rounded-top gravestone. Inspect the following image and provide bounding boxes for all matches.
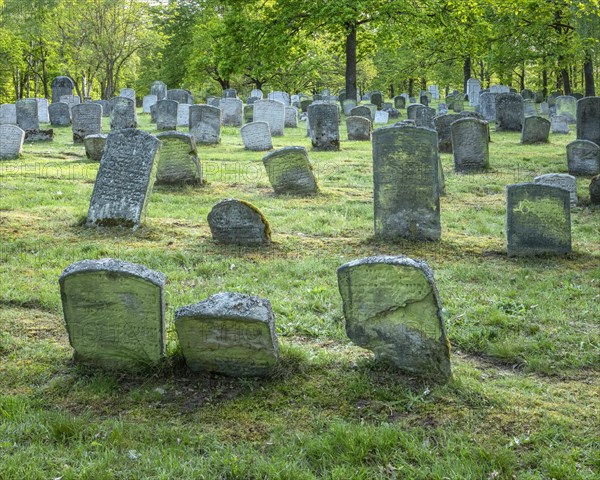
[240,121,273,151]
[207,198,271,246]
[0,124,25,160]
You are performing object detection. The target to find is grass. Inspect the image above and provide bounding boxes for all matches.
[0,104,598,479]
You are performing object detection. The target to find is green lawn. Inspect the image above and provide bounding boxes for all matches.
[0,107,598,479]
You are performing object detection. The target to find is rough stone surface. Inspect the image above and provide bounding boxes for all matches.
[156,99,178,131]
[24,129,54,142]
[370,92,383,109]
[451,118,489,172]
[346,116,371,141]
[177,103,192,127]
[415,107,436,129]
[223,88,237,98]
[521,116,550,144]
[467,78,481,106]
[51,76,75,103]
[36,98,49,123]
[308,103,340,151]
[253,100,285,136]
[374,110,389,124]
[406,104,425,121]
[434,114,461,153]
[350,105,372,122]
[284,106,298,128]
[240,122,273,151]
[394,96,406,109]
[84,134,107,161]
[71,103,102,142]
[337,256,451,381]
[576,97,600,146]
[534,173,577,205]
[49,102,71,126]
[155,131,202,185]
[479,92,498,121]
[189,105,221,144]
[220,98,243,127]
[110,97,137,130]
[208,199,271,245]
[142,95,158,114]
[268,91,290,106]
[60,95,80,110]
[167,89,193,105]
[567,140,600,176]
[550,115,569,134]
[175,292,279,376]
[0,124,25,160]
[150,81,167,101]
[0,104,17,124]
[496,93,523,131]
[16,98,39,131]
[119,88,136,102]
[59,258,166,371]
[94,100,111,117]
[523,100,537,117]
[262,146,318,195]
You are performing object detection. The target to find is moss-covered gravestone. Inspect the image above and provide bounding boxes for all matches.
[451,117,489,172]
[155,131,203,185]
[495,93,523,131]
[567,140,600,176]
[71,103,102,143]
[59,259,166,370]
[346,116,371,141]
[189,104,221,145]
[207,199,271,245]
[576,97,600,146]
[521,116,550,144]
[350,105,372,122]
[337,256,451,381]
[84,134,107,161]
[156,99,178,131]
[307,103,340,151]
[506,183,571,257]
[262,146,318,195]
[175,293,279,376]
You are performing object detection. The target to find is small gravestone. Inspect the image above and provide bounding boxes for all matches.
[207,199,271,245]
[521,116,550,144]
[175,292,279,376]
[16,99,39,131]
[428,85,440,100]
[308,103,340,151]
[284,106,298,128]
[189,104,221,144]
[110,97,137,130]
[419,95,429,107]
[207,97,221,108]
[534,173,577,205]
[451,118,489,172]
[250,88,263,99]
[373,125,441,241]
[393,96,406,109]
[374,110,389,124]
[51,76,75,103]
[371,92,383,109]
[177,103,192,127]
[0,104,17,124]
[150,81,167,101]
[156,99,178,131]
[506,183,571,257]
[150,104,157,123]
[350,105,372,121]
[95,99,111,117]
[540,102,549,115]
[243,104,253,124]
[142,95,158,114]
[346,116,371,141]
[59,258,166,371]
[155,131,202,185]
[407,103,424,121]
[491,85,510,94]
[415,106,436,129]
[567,140,600,176]
[240,122,273,151]
[220,98,243,127]
[0,124,25,160]
[576,97,600,146]
[496,93,523,131]
[71,103,102,142]
[479,92,498,121]
[337,256,451,381]
[523,100,537,117]
[434,114,461,153]
[437,103,448,115]
[246,97,259,106]
[268,91,290,106]
[120,88,135,102]
[36,98,49,123]
[342,99,357,116]
[521,89,534,101]
[550,115,569,134]
[467,78,481,106]
[60,95,80,110]
[590,175,600,205]
[253,100,285,136]
[167,89,193,104]
[300,99,312,112]
[223,88,237,98]
[262,146,318,195]
[452,97,464,112]
[86,129,161,228]
[555,96,577,123]
[84,134,107,161]
[48,102,71,126]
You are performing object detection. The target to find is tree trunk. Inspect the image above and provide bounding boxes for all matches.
[408,78,414,97]
[584,52,595,97]
[345,22,357,102]
[463,56,471,93]
[520,64,525,91]
[561,68,571,95]
[389,84,394,98]
[542,69,548,98]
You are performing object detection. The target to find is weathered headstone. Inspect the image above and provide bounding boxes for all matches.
[374,110,389,124]
[451,118,489,172]
[506,183,571,256]
[452,97,464,112]
[94,99,111,117]
[496,93,523,131]
[36,98,49,123]
[142,95,158,114]
[521,89,535,101]
[0,124,25,160]
[223,88,237,99]
[268,91,290,106]
[415,106,436,129]
[434,113,461,153]
[284,106,299,128]
[371,92,383,109]
[567,140,600,176]
[220,98,243,127]
[373,125,441,241]
[346,116,371,141]
[207,199,271,245]
[576,97,600,146]
[60,95,81,110]
[490,85,510,94]
[555,95,577,123]
[175,292,279,376]
[84,134,107,161]
[590,175,600,205]
[250,89,263,99]
[262,146,318,195]
[189,104,221,144]
[523,100,537,117]
[308,103,340,151]
[156,99,178,131]
[110,97,137,130]
[437,103,448,115]
[71,103,102,142]
[0,104,17,125]
[342,99,357,116]
[479,92,498,121]
[406,103,424,121]
[540,102,549,115]
[59,258,166,370]
[150,81,167,101]
[119,88,136,102]
[521,116,550,144]
[155,131,202,185]
[428,85,440,100]
[534,173,577,205]
[240,121,273,151]
[16,98,39,131]
[419,95,429,107]
[86,129,161,228]
[167,89,193,105]
[207,97,221,108]
[48,103,71,126]
[300,99,312,113]
[550,115,569,134]
[467,78,481,106]
[350,105,372,122]
[337,256,451,380]
[51,76,75,104]
[253,100,285,137]
[177,103,192,127]
[393,96,406,109]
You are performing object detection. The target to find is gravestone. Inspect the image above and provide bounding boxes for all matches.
[555,96,577,123]
[0,104,17,124]
[150,104,157,123]
[284,106,299,128]
[253,100,285,137]
[156,99,178,131]
[48,103,71,126]
[419,95,429,106]
[207,97,220,108]
[36,98,49,123]
[428,85,440,100]
[51,76,75,103]
[415,106,436,129]
[300,99,312,112]
[155,131,202,185]
[150,81,167,101]
[60,95,81,110]
[364,103,377,120]
[177,103,192,127]
[175,292,279,376]
[540,102,549,115]
[590,175,600,205]
[576,97,600,146]
[71,103,102,142]
[373,125,441,241]
[110,97,137,130]
[247,97,260,106]
[220,98,243,127]
[262,146,318,195]
[434,113,461,153]
[16,99,39,131]
[142,95,158,114]
[534,173,577,205]
[393,96,406,109]
[120,88,135,102]
[496,93,523,131]
[94,99,111,117]
[437,103,448,115]
[523,100,537,117]
[59,258,166,371]
[374,110,389,124]
[467,78,481,106]
[350,105,372,121]
[207,199,271,245]
[189,104,221,144]
[167,89,193,104]
[479,92,497,121]
[308,103,340,151]
[337,256,451,380]
[506,183,571,256]
[451,118,489,172]
[86,129,161,228]
[250,89,263,99]
[342,99,357,116]
[0,124,25,160]
[567,140,600,176]
[223,88,237,98]
[268,91,290,106]
[407,103,424,121]
[452,97,464,112]
[370,92,383,109]
[346,116,371,141]
[243,104,253,124]
[240,122,273,151]
[521,116,550,144]
[84,134,107,161]
[490,85,510,94]
[550,115,569,134]
[521,89,535,101]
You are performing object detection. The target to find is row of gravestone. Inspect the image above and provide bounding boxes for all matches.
[59,255,451,381]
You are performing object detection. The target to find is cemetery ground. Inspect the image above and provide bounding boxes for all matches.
[0,111,598,479]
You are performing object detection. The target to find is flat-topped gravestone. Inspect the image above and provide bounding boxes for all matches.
[59,258,166,371]
[167,89,193,104]
[534,173,577,205]
[142,95,158,114]
[0,124,25,160]
[479,92,498,121]
[373,125,441,241]
[496,93,523,131]
[284,106,298,128]
[540,102,549,115]
[467,78,481,106]
[350,105,372,121]
[71,103,102,142]
[36,98,49,123]
[451,118,489,172]
[48,102,71,126]
[374,110,389,125]
[189,104,221,144]
[253,100,285,136]
[223,88,237,98]
[567,140,600,176]
[308,103,340,151]
[346,116,371,141]
[16,99,39,131]
[576,97,600,145]
[415,106,436,129]
[220,98,243,127]
[521,116,550,144]
[337,256,451,381]
[555,96,577,123]
[150,81,167,101]
[120,88,135,102]
[407,103,425,121]
[434,113,461,153]
[490,85,510,94]
[177,103,191,127]
[86,129,161,228]
[240,121,273,151]
[110,97,137,130]
[550,115,569,134]
[155,131,202,185]
[0,104,17,124]
[506,183,571,257]
[84,134,107,161]
[175,292,279,376]
[156,99,178,131]
[51,76,75,103]
[262,146,318,195]
[207,199,271,245]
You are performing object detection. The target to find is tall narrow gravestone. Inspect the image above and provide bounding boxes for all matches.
[0,124,25,160]
[86,129,161,228]
[253,100,285,136]
[308,102,340,151]
[373,125,441,241]
[506,183,571,257]
[36,98,49,123]
[467,78,481,106]
[51,76,75,104]
[189,105,221,144]
[496,93,523,131]
[110,97,137,130]
[479,92,498,121]
[59,259,166,371]
[576,97,600,146]
[451,118,489,172]
[262,146,318,195]
[142,95,158,114]
[16,98,39,131]
[155,131,203,185]
[71,103,102,143]
[177,103,191,127]
[337,256,451,381]
[156,99,178,131]
[207,199,271,245]
[175,293,279,376]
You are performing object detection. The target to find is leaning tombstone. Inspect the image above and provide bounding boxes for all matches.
[0,104,17,125]
[434,113,461,153]
[177,103,192,127]
[155,131,202,185]
[150,81,167,101]
[521,116,550,144]
[155,99,178,131]
[59,258,166,371]
[253,100,285,136]
[36,98,49,123]
[496,93,524,131]
[262,146,318,195]
[189,104,221,144]
[350,105,372,122]
[479,92,498,121]
[451,118,489,172]
[86,129,161,228]
[550,115,569,134]
[71,103,102,143]
[346,116,371,141]
[142,95,158,114]
[119,88,135,102]
[576,97,600,146]
[51,76,75,103]
[337,256,451,381]
[506,183,571,256]
[0,124,25,160]
[240,121,273,151]
[110,97,137,130]
[374,110,389,125]
[308,103,340,151]
[84,134,107,161]
[555,95,577,123]
[534,173,577,205]
[373,125,441,241]
[220,98,243,127]
[284,106,299,128]
[48,102,71,126]
[207,199,271,245]
[567,140,600,176]
[175,292,279,376]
